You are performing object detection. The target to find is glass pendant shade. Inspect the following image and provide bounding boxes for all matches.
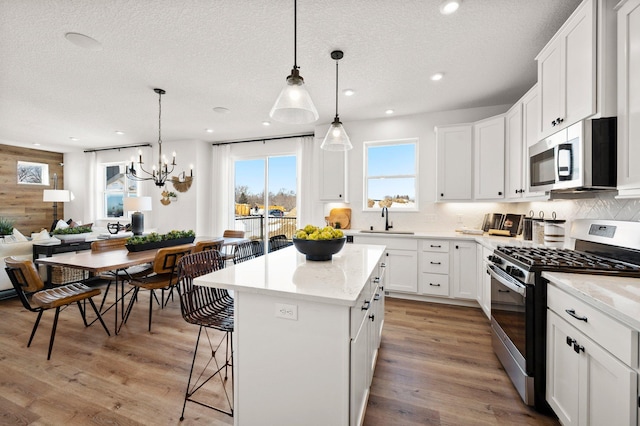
[321,117,352,151]
[270,68,319,124]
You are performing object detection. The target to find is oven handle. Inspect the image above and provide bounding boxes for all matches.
[487,264,526,296]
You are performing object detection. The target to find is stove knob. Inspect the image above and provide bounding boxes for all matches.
[506,266,524,278]
[487,255,502,264]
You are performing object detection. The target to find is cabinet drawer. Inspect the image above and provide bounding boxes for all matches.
[353,236,417,250]
[547,284,639,366]
[419,273,449,297]
[421,252,449,273]
[421,240,450,252]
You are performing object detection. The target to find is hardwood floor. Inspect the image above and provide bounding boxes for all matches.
[0,289,559,425]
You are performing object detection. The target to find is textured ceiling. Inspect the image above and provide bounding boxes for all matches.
[0,0,582,153]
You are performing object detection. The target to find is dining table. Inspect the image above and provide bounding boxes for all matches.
[34,236,249,334]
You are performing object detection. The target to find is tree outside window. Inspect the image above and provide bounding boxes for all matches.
[103,163,138,218]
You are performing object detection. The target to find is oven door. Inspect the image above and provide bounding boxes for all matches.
[488,264,527,370]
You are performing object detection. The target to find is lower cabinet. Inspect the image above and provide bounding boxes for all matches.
[477,245,491,319]
[352,236,417,293]
[451,241,477,300]
[546,284,638,426]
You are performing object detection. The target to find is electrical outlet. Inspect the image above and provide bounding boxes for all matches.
[275,303,298,320]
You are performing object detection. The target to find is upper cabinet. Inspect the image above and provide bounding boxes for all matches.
[536,0,617,140]
[473,115,505,200]
[616,0,640,197]
[436,124,473,201]
[319,149,348,202]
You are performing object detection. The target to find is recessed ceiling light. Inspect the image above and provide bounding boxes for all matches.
[262,121,271,126]
[385,109,394,115]
[343,89,355,96]
[69,137,79,141]
[205,128,214,133]
[115,131,125,135]
[431,72,444,81]
[33,143,40,146]
[64,32,103,51]
[439,0,461,15]
[213,107,230,114]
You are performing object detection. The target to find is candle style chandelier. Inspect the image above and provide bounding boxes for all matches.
[126,88,193,189]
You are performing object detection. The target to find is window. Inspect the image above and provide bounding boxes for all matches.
[364,139,417,211]
[103,163,138,218]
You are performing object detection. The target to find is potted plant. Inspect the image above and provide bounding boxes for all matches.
[0,217,14,236]
[52,225,93,242]
[125,229,195,252]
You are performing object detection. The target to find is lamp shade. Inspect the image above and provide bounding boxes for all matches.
[269,74,319,124]
[123,196,152,212]
[321,119,353,151]
[43,189,74,202]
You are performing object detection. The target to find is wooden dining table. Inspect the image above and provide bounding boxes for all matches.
[34,236,249,334]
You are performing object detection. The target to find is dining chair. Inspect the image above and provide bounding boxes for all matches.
[221,230,245,263]
[268,234,292,252]
[177,250,233,419]
[193,238,224,253]
[122,244,193,331]
[4,256,110,360]
[233,240,263,264]
[90,238,153,311]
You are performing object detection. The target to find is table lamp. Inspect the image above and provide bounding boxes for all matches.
[123,196,152,235]
[43,189,74,232]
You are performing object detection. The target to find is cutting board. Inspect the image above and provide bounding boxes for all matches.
[326,208,351,229]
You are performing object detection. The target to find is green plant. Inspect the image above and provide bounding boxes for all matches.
[0,217,15,235]
[126,229,195,245]
[52,226,93,235]
[167,191,177,198]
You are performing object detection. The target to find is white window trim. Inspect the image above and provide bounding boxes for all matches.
[101,162,139,220]
[362,138,419,212]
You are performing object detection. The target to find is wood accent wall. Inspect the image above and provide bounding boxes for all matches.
[0,144,65,234]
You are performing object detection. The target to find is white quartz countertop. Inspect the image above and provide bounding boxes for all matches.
[345,229,543,250]
[194,244,386,307]
[542,271,640,331]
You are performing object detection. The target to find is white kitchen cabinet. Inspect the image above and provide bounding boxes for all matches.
[350,312,369,426]
[352,236,418,294]
[476,245,491,319]
[536,0,617,140]
[436,124,473,201]
[505,102,524,200]
[474,115,505,200]
[546,284,638,426]
[521,85,546,198]
[319,148,348,201]
[617,0,640,197]
[451,240,477,300]
[419,240,450,297]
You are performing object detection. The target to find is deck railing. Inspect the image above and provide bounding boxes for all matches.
[234,215,297,241]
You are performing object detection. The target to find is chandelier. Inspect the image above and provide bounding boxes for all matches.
[126,88,193,188]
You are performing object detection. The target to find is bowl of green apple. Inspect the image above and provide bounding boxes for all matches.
[292,225,346,261]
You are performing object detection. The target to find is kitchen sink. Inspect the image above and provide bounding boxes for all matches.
[359,230,415,235]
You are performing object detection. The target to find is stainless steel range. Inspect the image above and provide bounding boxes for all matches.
[487,219,640,412]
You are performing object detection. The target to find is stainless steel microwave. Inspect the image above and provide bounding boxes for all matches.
[528,117,616,193]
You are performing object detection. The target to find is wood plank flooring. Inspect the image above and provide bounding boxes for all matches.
[0,288,559,425]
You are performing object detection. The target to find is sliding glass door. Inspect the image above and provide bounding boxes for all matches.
[234,155,297,246]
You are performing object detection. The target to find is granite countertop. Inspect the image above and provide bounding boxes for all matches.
[542,271,640,331]
[194,244,386,306]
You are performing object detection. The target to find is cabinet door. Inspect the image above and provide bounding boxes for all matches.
[474,116,505,200]
[505,103,523,199]
[350,317,369,426]
[320,149,347,201]
[385,249,418,293]
[538,40,563,138]
[521,85,545,197]
[617,0,640,192]
[547,311,580,426]
[436,124,473,201]
[451,241,477,300]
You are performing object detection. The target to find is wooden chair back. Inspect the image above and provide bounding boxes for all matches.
[152,245,193,275]
[222,230,245,239]
[193,238,224,253]
[5,256,44,295]
[91,238,127,252]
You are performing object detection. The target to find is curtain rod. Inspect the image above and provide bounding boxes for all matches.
[83,143,152,153]
[211,133,314,146]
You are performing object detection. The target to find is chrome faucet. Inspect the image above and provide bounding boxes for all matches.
[381,206,393,231]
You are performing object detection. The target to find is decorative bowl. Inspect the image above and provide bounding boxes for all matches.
[53,233,91,243]
[292,237,346,261]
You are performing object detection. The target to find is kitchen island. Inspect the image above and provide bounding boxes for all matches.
[194,243,386,426]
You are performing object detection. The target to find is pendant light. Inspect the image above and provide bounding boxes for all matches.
[269,0,319,124]
[321,50,352,151]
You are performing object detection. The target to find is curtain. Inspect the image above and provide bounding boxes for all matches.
[211,144,231,236]
[297,135,315,227]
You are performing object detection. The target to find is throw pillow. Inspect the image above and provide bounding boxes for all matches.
[12,228,28,242]
[55,219,69,230]
[31,229,51,241]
